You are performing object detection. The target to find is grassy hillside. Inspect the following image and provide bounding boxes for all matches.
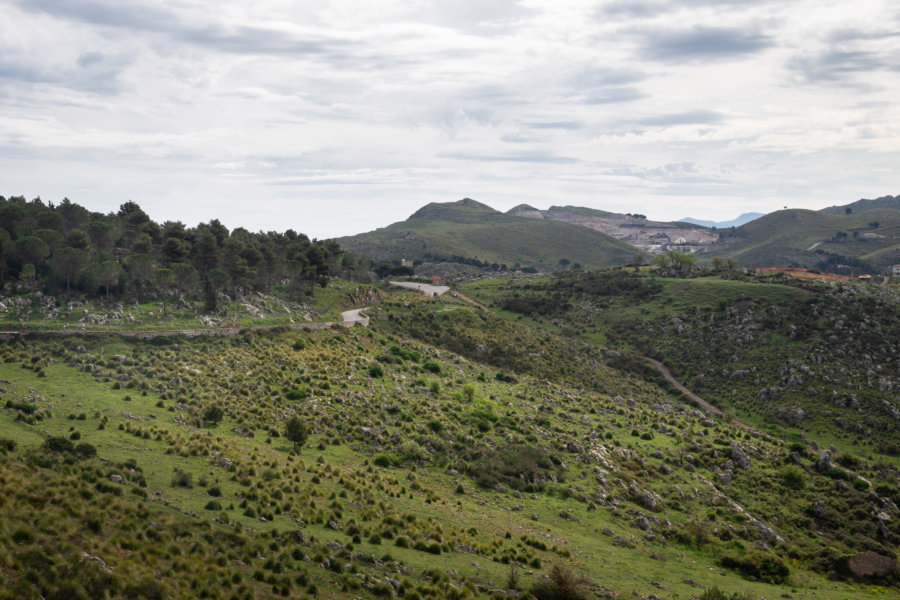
[702,208,900,271]
[1,285,899,599]
[460,269,900,455]
[820,194,900,215]
[335,199,638,270]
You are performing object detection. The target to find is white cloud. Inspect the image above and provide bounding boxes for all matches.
[1,0,899,236]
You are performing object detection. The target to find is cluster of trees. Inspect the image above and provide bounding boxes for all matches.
[0,195,357,310]
[421,252,512,271]
[813,250,875,275]
[653,249,697,273]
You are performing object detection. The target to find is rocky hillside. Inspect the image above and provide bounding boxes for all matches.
[507,205,718,255]
[462,269,900,454]
[1,284,898,599]
[699,207,900,273]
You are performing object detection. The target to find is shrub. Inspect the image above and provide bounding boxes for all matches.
[202,405,224,424]
[423,362,441,373]
[285,389,308,400]
[75,443,97,459]
[172,469,194,488]
[284,416,309,451]
[779,465,806,490]
[530,564,586,600]
[12,528,35,544]
[43,436,74,453]
[720,551,789,584]
[205,500,223,511]
[0,437,16,452]
[368,365,384,378]
[469,443,558,491]
[852,478,870,490]
[699,587,728,600]
[373,454,392,468]
[495,371,517,383]
[826,467,849,480]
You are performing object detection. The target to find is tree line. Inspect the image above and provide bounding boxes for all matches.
[0,195,360,311]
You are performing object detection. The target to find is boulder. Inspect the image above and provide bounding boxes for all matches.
[848,551,900,578]
[731,444,752,470]
[816,449,832,473]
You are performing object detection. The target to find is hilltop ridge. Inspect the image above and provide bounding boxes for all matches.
[336,198,638,270]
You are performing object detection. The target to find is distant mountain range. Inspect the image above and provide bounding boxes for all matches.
[336,194,900,274]
[679,213,764,228]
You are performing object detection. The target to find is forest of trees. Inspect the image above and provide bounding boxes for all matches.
[0,195,357,311]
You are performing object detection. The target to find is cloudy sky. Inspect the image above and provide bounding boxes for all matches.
[2,0,899,238]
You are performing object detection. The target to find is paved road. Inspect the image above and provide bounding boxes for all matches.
[389,281,450,296]
[340,308,370,326]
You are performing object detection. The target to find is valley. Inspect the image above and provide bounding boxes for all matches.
[1,194,899,600]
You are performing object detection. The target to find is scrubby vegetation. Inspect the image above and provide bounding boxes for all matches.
[1,261,899,598]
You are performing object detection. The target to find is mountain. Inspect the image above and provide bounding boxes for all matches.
[335,198,639,269]
[506,204,719,253]
[700,207,900,272]
[679,212,764,228]
[820,194,900,215]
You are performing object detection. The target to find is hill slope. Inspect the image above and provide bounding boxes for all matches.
[2,286,899,599]
[820,194,900,215]
[701,208,900,272]
[335,199,639,269]
[460,269,900,454]
[507,204,719,253]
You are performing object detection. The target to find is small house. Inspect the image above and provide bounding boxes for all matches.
[892,264,900,277]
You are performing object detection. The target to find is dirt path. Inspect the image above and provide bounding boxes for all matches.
[642,356,751,430]
[448,291,489,312]
[0,308,370,339]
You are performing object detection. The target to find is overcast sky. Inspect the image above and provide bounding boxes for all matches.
[2,0,899,238]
